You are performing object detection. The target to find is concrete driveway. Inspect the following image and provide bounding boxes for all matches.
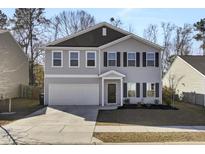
[0,106,99,144]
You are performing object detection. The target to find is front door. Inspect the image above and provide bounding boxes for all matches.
[108,84,116,104]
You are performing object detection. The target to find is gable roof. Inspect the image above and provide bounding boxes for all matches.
[99,70,126,78]
[43,22,163,50]
[0,30,28,60]
[179,55,205,76]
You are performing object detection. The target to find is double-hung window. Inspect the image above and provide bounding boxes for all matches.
[127,83,136,97]
[127,52,136,66]
[146,52,155,66]
[52,51,62,67]
[86,51,96,67]
[108,52,117,66]
[69,51,79,67]
[147,83,155,97]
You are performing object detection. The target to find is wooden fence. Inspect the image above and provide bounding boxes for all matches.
[19,84,42,99]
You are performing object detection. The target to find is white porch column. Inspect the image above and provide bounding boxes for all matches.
[102,78,104,106]
[120,78,123,106]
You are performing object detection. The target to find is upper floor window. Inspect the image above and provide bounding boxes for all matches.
[147,83,155,97]
[127,52,136,66]
[108,52,116,66]
[86,51,96,67]
[69,51,79,68]
[146,52,155,66]
[52,51,62,67]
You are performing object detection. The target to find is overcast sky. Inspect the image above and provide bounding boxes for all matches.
[1,8,205,54]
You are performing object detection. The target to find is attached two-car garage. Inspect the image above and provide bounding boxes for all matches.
[48,84,99,105]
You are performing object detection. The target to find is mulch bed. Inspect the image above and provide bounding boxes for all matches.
[118,104,178,110]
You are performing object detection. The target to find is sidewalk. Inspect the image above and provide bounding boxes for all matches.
[94,125,205,132]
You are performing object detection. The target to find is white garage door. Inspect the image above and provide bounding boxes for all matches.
[49,84,99,105]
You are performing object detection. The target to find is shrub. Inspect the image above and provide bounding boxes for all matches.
[162,86,174,106]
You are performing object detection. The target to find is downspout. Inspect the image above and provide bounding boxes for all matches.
[98,48,101,75]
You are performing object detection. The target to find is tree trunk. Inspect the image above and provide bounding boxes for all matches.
[29,11,35,86]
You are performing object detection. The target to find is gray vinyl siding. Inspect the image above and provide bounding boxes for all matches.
[45,50,99,75]
[101,38,162,104]
[45,38,162,105]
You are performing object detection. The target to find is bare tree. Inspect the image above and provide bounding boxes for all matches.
[110,17,122,27]
[168,74,184,104]
[49,10,95,40]
[10,8,50,85]
[173,24,193,56]
[128,24,135,33]
[143,24,158,43]
[161,22,175,76]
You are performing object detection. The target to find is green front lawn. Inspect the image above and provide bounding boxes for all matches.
[94,132,205,143]
[97,102,205,126]
[0,98,43,125]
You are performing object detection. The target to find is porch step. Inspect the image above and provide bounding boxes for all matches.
[99,106,118,110]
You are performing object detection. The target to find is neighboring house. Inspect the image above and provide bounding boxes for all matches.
[163,55,205,107]
[42,22,163,107]
[0,30,29,99]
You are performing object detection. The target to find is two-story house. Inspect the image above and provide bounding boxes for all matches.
[42,22,163,107]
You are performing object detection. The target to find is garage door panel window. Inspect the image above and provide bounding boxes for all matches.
[52,51,62,67]
[86,51,96,67]
[69,51,79,68]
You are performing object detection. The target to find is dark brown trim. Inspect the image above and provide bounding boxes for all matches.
[155,52,159,67]
[143,83,146,97]
[123,52,127,67]
[155,83,159,97]
[123,83,127,97]
[136,83,140,97]
[143,52,146,67]
[136,52,140,67]
[117,52,121,67]
[104,52,107,67]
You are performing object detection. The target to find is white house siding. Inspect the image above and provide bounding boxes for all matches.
[101,38,162,104]
[0,31,29,98]
[163,57,205,106]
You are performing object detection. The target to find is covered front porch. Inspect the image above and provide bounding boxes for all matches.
[99,70,125,107]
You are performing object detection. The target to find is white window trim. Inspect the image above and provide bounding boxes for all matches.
[107,52,117,67]
[147,82,155,98]
[146,52,155,67]
[127,82,136,98]
[69,51,80,68]
[85,51,96,68]
[52,50,63,67]
[102,27,107,36]
[127,52,136,67]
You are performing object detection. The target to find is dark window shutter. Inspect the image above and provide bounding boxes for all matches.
[143,83,146,97]
[143,52,146,67]
[136,83,140,97]
[155,83,159,97]
[155,52,159,67]
[123,83,127,97]
[104,52,107,67]
[123,52,127,67]
[136,52,140,67]
[117,52,121,67]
